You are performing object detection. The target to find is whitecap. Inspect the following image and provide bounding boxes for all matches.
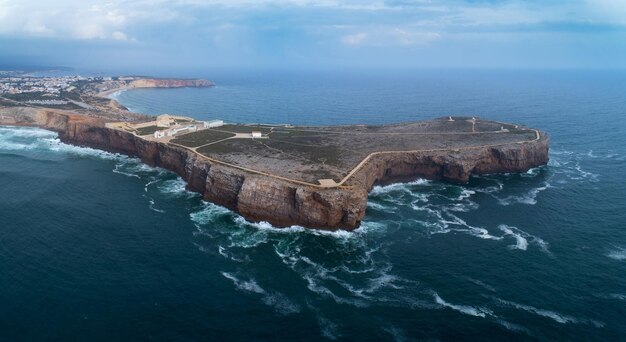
[607,246,626,261]
[157,178,198,198]
[261,292,301,315]
[220,272,265,294]
[442,212,501,240]
[0,126,57,138]
[548,149,600,183]
[0,126,129,162]
[217,246,248,263]
[595,293,626,302]
[494,298,604,327]
[521,167,542,178]
[607,293,626,301]
[112,164,141,178]
[369,179,430,196]
[144,178,159,192]
[218,246,229,258]
[148,198,165,213]
[457,189,476,200]
[233,216,357,240]
[498,225,528,250]
[367,201,396,213]
[445,201,479,212]
[189,201,233,226]
[497,182,550,206]
[302,274,369,307]
[433,293,492,318]
[498,224,550,253]
[356,220,388,232]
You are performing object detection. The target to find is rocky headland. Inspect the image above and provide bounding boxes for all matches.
[0,107,549,231]
[91,77,215,97]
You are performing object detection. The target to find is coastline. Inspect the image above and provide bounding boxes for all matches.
[0,106,549,230]
[96,87,128,99]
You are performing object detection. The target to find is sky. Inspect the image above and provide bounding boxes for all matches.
[1,0,626,71]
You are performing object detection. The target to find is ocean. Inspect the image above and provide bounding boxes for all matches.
[1,69,625,340]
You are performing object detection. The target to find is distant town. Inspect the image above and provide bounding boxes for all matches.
[0,73,108,108]
[0,73,211,120]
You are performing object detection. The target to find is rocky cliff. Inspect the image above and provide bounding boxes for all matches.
[0,108,549,231]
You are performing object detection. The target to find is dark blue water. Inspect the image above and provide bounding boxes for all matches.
[2,69,626,340]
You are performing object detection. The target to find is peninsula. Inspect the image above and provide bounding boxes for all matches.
[0,75,549,230]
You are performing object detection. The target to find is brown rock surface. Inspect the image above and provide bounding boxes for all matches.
[0,107,549,231]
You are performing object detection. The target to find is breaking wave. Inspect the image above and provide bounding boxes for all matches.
[221,272,265,294]
[4,125,618,338]
[493,298,604,328]
[498,224,550,252]
[221,272,300,315]
[0,126,205,216]
[607,246,626,261]
[0,125,126,161]
[434,293,493,318]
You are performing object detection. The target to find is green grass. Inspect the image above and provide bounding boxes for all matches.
[197,140,248,154]
[217,124,273,134]
[264,140,343,166]
[171,129,235,147]
[135,126,162,136]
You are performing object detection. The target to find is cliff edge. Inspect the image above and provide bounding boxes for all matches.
[0,108,549,231]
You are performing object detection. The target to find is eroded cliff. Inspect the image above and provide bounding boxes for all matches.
[0,107,549,231]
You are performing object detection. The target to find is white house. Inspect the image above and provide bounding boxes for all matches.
[251,131,262,138]
[169,125,197,136]
[154,130,166,138]
[204,120,224,128]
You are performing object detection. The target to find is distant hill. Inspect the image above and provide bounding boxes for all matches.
[0,64,74,72]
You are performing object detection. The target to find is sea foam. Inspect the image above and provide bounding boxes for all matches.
[433,293,492,318]
[607,246,626,261]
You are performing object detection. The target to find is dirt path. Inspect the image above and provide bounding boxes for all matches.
[167,127,541,189]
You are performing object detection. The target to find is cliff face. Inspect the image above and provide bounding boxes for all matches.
[55,117,365,230]
[128,79,214,89]
[352,138,549,189]
[1,108,549,231]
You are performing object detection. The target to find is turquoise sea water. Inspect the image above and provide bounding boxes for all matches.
[1,69,626,340]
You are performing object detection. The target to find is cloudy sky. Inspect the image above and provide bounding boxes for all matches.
[1,0,625,71]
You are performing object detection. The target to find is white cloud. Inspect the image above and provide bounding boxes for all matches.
[585,0,626,24]
[111,31,128,41]
[0,0,133,41]
[341,32,367,45]
[0,0,624,45]
[341,27,440,46]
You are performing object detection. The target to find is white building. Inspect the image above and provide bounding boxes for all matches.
[251,131,262,138]
[169,125,197,136]
[153,125,197,139]
[204,119,224,128]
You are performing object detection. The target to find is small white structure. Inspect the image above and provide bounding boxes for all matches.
[251,131,262,138]
[204,120,224,128]
[153,125,197,139]
[169,125,198,136]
